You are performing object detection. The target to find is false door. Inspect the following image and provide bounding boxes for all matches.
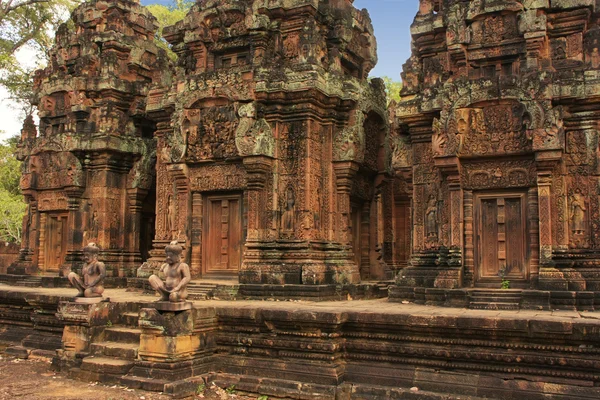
[43,213,68,273]
[203,193,243,276]
[474,192,529,286]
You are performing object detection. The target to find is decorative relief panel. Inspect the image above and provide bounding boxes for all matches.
[461,160,536,190]
[180,104,239,162]
[189,164,248,192]
[461,104,532,156]
[471,13,518,45]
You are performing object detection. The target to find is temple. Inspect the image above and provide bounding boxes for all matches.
[13,0,398,290]
[142,0,391,287]
[3,1,600,399]
[12,0,169,277]
[389,0,600,307]
[9,0,600,304]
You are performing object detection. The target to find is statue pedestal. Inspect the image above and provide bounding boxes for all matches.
[152,301,192,312]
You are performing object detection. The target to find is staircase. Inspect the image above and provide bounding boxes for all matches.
[13,276,42,287]
[70,311,141,384]
[469,289,522,310]
[187,282,219,300]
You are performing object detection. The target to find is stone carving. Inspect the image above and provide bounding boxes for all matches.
[149,241,191,302]
[68,243,105,299]
[570,191,587,236]
[17,0,168,276]
[235,102,274,157]
[281,186,296,235]
[461,160,536,190]
[334,111,364,161]
[425,195,438,239]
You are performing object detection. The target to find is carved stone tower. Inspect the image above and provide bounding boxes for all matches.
[391,0,600,300]
[145,0,391,286]
[12,0,169,276]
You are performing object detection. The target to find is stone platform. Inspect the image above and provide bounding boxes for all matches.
[127,277,391,301]
[1,284,600,399]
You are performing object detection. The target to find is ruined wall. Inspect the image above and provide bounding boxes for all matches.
[14,0,169,277]
[0,242,20,274]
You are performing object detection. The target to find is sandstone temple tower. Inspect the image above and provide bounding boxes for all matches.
[144,0,391,286]
[391,0,600,299]
[13,0,169,277]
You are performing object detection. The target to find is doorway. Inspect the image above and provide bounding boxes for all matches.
[474,192,529,286]
[43,213,68,273]
[202,193,244,276]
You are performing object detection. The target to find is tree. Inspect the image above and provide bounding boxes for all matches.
[0,136,25,242]
[381,76,402,105]
[146,0,192,60]
[0,0,82,116]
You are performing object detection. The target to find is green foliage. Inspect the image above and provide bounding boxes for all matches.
[258,396,269,400]
[501,279,510,290]
[0,136,25,243]
[0,135,21,196]
[196,383,206,394]
[381,76,402,105]
[225,384,236,394]
[146,0,192,60]
[0,0,82,116]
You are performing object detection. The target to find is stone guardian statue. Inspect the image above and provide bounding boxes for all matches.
[149,241,191,303]
[68,243,106,300]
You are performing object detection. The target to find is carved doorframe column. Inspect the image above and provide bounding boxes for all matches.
[63,187,84,277]
[536,154,568,290]
[126,187,148,269]
[167,163,190,262]
[333,161,360,246]
[243,156,274,242]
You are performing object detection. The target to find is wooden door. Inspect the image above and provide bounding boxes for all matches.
[44,213,68,273]
[475,193,528,285]
[203,193,243,275]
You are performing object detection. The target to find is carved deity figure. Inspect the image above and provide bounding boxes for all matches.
[68,243,105,298]
[570,192,586,235]
[425,195,438,238]
[167,195,176,235]
[281,186,296,233]
[148,241,191,302]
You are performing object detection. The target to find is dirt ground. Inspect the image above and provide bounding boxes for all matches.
[0,354,260,400]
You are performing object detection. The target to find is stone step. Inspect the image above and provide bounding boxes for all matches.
[470,302,520,310]
[188,283,218,288]
[470,289,523,295]
[119,375,169,392]
[90,341,139,360]
[119,312,140,327]
[80,356,134,375]
[13,278,42,287]
[69,367,121,385]
[187,284,218,301]
[103,326,141,344]
[470,296,522,303]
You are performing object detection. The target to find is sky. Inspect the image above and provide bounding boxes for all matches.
[0,0,416,142]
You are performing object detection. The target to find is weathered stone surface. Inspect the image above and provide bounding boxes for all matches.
[390,0,600,299]
[142,0,390,286]
[12,0,169,277]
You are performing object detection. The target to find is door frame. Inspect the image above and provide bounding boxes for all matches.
[473,190,530,287]
[40,212,69,273]
[201,192,244,277]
